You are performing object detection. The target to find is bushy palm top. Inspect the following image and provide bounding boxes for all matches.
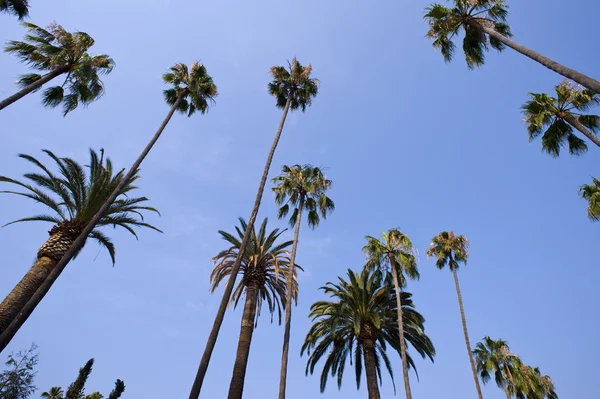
[301,268,435,393]
[510,364,558,399]
[0,149,161,263]
[363,229,419,288]
[473,336,518,390]
[5,22,114,115]
[580,177,600,221]
[209,218,300,324]
[424,0,511,69]
[0,0,29,19]
[522,80,600,156]
[41,387,64,399]
[426,231,469,271]
[268,58,319,111]
[272,164,334,228]
[163,62,218,117]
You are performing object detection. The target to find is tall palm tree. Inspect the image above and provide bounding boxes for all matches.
[0,62,216,351]
[424,0,600,94]
[426,231,483,399]
[189,58,319,399]
[473,336,519,399]
[0,0,29,19]
[1,22,114,114]
[301,268,435,399]
[210,218,299,399]
[363,229,419,399]
[272,164,334,399]
[0,149,161,335]
[510,364,558,399]
[580,177,600,221]
[41,387,64,399]
[522,80,600,155]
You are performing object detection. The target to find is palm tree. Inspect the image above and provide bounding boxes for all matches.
[0,62,216,351]
[424,0,600,94]
[363,229,419,399]
[0,0,29,19]
[522,80,600,155]
[0,149,161,335]
[473,336,519,399]
[580,177,600,221]
[301,268,435,399]
[41,387,64,399]
[426,231,483,399]
[272,164,334,399]
[210,218,299,399]
[188,58,319,399]
[1,22,114,114]
[510,364,558,399]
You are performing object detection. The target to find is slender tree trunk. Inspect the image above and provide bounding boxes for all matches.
[389,254,412,399]
[0,67,69,111]
[362,340,381,399]
[227,282,259,399]
[469,21,600,95]
[501,379,511,399]
[452,268,484,399]
[278,195,304,399]
[189,96,293,399]
[0,94,185,354]
[564,115,600,147]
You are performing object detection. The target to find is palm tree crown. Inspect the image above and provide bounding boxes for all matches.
[163,61,218,116]
[301,268,435,394]
[473,336,519,393]
[522,80,600,156]
[41,386,64,399]
[580,177,600,221]
[0,148,160,263]
[424,0,511,69]
[5,22,114,115]
[268,58,319,111]
[209,218,299,323]
[272,164,334,228]
[510,364,558,399]
[426,231,469,271]
[0,0,29,19]
[363,229,419,287]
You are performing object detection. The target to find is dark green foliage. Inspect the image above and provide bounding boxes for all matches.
[580,177,600,221]
[43,359,125,399]
[0,343,38,399]
[4,22,114,115]
[426,231,469,271]
[268,58,319,111]
[272,164,334,228]
[65,359,94,399]
[473,337,519,391]
[210,218,299,324]
[522,80,599,156]
[162,62,217,116]
[106,380,125,399]
[0,148,161,264]
[41,387,64,399]
[424,0,511,68]
[363,229,419,288]
[301,268,435,393]
[0,0,29,19]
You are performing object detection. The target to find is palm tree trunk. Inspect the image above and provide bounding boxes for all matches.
[564,115,600,147]
[502,379,511,399]
[0,93,185,353]
[278,195,304,399]
[389,254,413,399]
[227,282,259,399]
[362,340,381,399]
[469,21,600,95]
[0,67,69,111]
[452,268,484,399]
[189,96,293,399]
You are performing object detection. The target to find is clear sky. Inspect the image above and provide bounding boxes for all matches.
[0,0,598,398]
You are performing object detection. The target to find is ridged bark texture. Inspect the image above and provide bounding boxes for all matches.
[389,254,412,399]
[362,340,381,399]
[189,96,292,399]
[472,21,600,95]
[278,195,304,399]
[0,94,184,353]
[0,66,69,111]
[564,114,600,147]
[452,268,484,399]
[227,282,259,399]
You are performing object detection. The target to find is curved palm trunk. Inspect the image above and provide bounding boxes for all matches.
[452,268,484,399]
[0,67,69,111]
[501,379,511,399]
[0,94,185,353]
[389,254,412,399]
[564,115,600,147]
[469,21,600,95]
[227,282,259,399]
[278,195,304,399]
[189,96,293,399]
[362,340,381,399]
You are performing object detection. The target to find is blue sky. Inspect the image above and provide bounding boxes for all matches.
[0,0,598,398]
